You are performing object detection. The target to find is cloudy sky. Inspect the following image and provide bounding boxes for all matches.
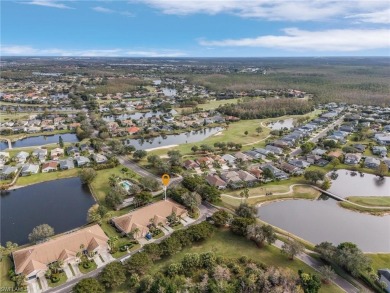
[1,0,390,57]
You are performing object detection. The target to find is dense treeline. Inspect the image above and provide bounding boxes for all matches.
[218,98,314,119]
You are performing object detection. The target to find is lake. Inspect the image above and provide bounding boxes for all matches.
[328,169,390,197]
[124,127,223,150]
[268,118,295,130]
[258,198,390,252]
[0,133,79,150]
[0,177,95,245]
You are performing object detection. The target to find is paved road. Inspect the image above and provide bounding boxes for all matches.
[290,115,345,157]
[273,240,359,293]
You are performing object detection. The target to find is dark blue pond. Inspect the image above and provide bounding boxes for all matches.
[0,177,95,245]
[0,133,79,150]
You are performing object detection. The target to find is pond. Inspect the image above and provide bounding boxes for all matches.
[268,118,295,130]
[124,127,223,150]
[0,133,79,150]
[258,198,390,252]
[328,169,390,197]
[0,177,95,245]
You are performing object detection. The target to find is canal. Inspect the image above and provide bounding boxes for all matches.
[0,133,79,150]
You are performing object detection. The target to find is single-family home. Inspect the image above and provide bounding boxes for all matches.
[265,145,284,155]
[50,148,64,160]
[112,200,187,238]
[261,164,289,180]
[344,153,361,165]
[196,157,214,168]
[234,152,251,162]
[375,133,390,146]
[75,156,90,167]
[280,162,304,175]
[59,158,75,170]
[221,154,236,165]
[15,151,29,163]
[288,159,311,169]
[42,161,59,173]
[12,225,109,280]
[237,170,258,185]
[352,144,366,153]
[32,148,48,163]
[21,164,40,176]
[0,165,18,179]
[364,157,381,169]
[206,174,227,189]
[80,144,95,154]
[244,150,264,160]
[220,171,243,189]
[182,159,199,170]
[92,153,108,164]
[372,146,388,157]
[66,146,80,156]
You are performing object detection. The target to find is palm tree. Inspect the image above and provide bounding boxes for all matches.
[131,227,140,239]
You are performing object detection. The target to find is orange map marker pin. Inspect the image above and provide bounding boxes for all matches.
[162,174,170,186]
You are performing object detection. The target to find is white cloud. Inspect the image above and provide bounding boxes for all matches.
[0,45,186,57]
[23,0,73,9]
[136,0,390,23]
[92,6,114,13]
[92,6,134,16]
[199,28,390,51]
[346,9,390,24]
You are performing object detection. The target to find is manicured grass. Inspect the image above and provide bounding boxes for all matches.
[366,254,390,271]
[15,168,79,186]
[149,229,343,293]
[346,196,390,207]
[47,272,67,288]
[339,202,390,216]
[0,256,15,288]
[89,165,138,204]
[221,178,320,208]
[78,260,97,274]
[152,232,165,239]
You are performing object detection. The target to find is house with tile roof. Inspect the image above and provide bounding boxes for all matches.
[111,200,187,238]
[12,225,109,280]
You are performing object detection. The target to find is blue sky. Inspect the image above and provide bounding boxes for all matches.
[1,0,390,57]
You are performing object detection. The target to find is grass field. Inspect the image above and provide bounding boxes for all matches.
[89,165,138,204]
[345,196,390,207]
[0,256,14,288]
[15,168,79,186]
[148,109,321,157]
[367,254,390,271]
[339,201,390,216]
[146,229,343,293]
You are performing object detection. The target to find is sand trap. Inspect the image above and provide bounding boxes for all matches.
[145,144,178,151]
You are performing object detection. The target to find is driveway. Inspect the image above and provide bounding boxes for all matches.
[27,279,41,293]
[62,264,75,280]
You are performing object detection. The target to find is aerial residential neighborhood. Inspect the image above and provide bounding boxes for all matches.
[1,1,390,293]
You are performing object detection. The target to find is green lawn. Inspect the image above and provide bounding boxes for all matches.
[89,165,138,204]
[148,229,343,293]
[339,201,390,216]
[0,256,15,288]
[148,110,321,157]
[78,260,97,274]
[367,254,390,271]
[346,196,390,207]
[15,169,79,187]
[47,272,67,288]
